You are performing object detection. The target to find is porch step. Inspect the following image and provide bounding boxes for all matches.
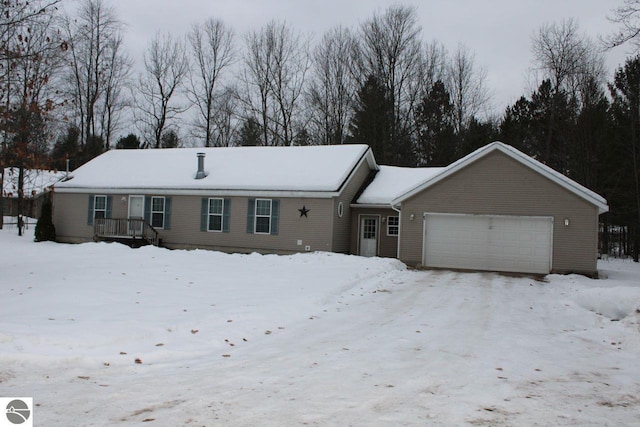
[95,236,153,248]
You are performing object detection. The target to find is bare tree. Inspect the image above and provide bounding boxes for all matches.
[446,43,491,133]
[352,5,424,163]
[531,18,605,100]
[187,18,234,147]
[62,0,128,149]
[530,19,606,169]
[606,0,640,51]
[0,0,61,63]
[239,20,310,146]
[306,26,355,145]
[97,34,132,149]
[268,21,311,146]
[134,31,189,148]
[0,0,61,230]
[240,25,273,146]
[1,1,64,234]
[210,86,240,147]
[423,40,448,92]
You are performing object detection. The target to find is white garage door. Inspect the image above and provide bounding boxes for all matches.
[423,214,553,274]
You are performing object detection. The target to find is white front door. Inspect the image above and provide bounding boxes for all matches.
[128,195,144,235]
[128,196,144,218]
[359,217,378,257]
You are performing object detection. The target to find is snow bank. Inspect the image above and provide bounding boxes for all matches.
[575,287,640,320]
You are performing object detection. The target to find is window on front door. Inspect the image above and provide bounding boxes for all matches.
[363,218,376,239]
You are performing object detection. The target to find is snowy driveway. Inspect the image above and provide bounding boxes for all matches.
[0,232,639,426]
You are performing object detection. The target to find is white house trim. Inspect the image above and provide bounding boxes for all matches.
[55,187,343,198]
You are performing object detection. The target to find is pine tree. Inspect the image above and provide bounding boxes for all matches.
[415,80,456,166]
[348,75,393,164]
[51,126,81,170]
[115,134,142,149]
[237,118,262,146]
[609,56,640,261]
[35,196,56,242]
[500,80,575,174]
[458,118,499,159]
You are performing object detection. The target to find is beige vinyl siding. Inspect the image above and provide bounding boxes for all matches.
[54,192,337,254]
[53,192,93,242]
[53,192,129,242]
[350,207,399,258]
[150,195,335,254]
[399,151,599,275]
[332,159,374,253]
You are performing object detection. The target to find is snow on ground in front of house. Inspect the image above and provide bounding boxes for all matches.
[0,230,639,426]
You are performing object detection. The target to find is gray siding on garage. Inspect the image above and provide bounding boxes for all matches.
[399,150,600,275]
[350,207,399,258]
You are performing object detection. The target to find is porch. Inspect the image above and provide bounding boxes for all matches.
[94,218,160,247]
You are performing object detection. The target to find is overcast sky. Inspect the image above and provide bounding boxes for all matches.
[106,0,630,116]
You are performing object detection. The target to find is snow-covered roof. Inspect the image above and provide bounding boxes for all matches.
[391,141,609,214]
[55,145,376,196]
[2,168,66,198]
[356,165,445,206]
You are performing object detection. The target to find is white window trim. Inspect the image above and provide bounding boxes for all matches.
[387,216,399,236]
[337,201,344,218]
[151,196,165,229]
[254,198,272,235]
[207,197,224,232]
[94,195,107,221]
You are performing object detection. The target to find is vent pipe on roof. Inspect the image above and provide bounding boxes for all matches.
[195,152,206,179]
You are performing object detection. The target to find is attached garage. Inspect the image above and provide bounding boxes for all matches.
[388,142,609,276]
[423,213,553,275]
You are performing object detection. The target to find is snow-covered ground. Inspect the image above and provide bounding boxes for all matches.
[1,229,639,426]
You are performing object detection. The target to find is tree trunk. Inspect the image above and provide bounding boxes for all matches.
[0,168,4,230]
[634,226,639,262]
[17,166,24,236]
[632,132,640,262]
[600,218,608,256]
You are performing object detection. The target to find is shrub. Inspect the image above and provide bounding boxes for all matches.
[35,196,56,242]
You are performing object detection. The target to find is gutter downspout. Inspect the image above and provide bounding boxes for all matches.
[391,202,402,260]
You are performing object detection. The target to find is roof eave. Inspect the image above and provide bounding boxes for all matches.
[53,186,341,199]
[350,202,394,209]
[391,141,610,213]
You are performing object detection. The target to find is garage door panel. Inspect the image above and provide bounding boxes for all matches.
[423,214,552,274]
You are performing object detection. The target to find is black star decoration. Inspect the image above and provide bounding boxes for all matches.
[298,205,310,217]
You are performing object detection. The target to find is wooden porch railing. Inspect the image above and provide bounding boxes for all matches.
[94,218,159,246]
